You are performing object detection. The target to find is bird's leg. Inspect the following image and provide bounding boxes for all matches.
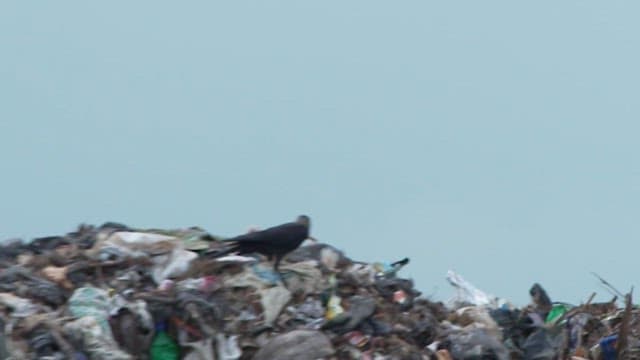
[273,255,288,288]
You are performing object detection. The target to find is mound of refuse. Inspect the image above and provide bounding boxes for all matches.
[0,222,636,359]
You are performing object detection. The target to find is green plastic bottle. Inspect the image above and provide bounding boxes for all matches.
[150,322,179,360]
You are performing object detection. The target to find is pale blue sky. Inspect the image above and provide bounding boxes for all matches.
[1,2,639,305]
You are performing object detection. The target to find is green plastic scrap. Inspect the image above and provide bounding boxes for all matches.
[150,323,179,360]
[545,304,570,324]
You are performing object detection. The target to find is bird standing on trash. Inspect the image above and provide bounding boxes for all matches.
[205,215,315,285]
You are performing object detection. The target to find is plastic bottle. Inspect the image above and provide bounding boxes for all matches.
[150,322,179,360]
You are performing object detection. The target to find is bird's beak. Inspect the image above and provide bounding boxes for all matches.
[307,236,319,243]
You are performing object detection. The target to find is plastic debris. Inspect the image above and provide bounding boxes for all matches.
[68,287,113,335]
[151,322,180,360]
[1,220,639,359]
[447,270,507,308]
[546,303,571,324]
[252,330,334,360]
[260,286,291,327]
[215,334,241,360]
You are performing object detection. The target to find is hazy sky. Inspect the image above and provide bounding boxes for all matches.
[1,2,639,305]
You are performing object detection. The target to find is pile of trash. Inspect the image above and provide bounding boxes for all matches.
[0,222,637,359]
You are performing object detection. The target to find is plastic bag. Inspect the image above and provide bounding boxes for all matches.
[447,270,508,308]
[216,334,241,360]
[253,330,334,360]
[260,286,292,326]
[68,287,112,335]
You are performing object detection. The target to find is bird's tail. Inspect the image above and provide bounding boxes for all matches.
[202,244,240,258]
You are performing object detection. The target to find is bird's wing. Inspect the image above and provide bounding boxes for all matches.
[226,222,304,245]
[223,230,266,244]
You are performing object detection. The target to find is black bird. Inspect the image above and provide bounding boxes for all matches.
[207,215,314,276]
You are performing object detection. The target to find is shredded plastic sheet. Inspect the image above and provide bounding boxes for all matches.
[446,270,510,309]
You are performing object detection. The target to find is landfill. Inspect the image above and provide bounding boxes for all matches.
[0,221,637,359]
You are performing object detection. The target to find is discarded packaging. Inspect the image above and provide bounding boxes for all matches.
[1,221,638,359]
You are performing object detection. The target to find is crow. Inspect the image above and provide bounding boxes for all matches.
[206,215,314,280]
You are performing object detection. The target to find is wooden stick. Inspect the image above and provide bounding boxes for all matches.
[616,292,632,357]
[591,272,625,299]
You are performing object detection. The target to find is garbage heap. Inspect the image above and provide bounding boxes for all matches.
[0,222,637,359]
